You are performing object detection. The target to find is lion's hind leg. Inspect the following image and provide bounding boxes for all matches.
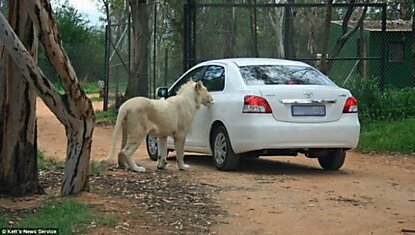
[156,137,168,170]
[120,129,146,173]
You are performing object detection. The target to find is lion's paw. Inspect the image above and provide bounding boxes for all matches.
[156,159,168,170]
[178,164,190,171]
[132,166,146,173]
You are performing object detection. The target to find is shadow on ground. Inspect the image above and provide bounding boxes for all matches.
[164,153,350,176]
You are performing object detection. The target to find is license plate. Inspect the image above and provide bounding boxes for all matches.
[292,105,326,116]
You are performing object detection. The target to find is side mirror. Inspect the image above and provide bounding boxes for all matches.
[156,87,168,98]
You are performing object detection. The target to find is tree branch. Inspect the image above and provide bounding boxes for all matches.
[23,0,93,119]
[328,1,368,69]
[0,12,68,125]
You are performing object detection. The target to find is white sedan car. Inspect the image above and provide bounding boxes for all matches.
[146,58,360,171]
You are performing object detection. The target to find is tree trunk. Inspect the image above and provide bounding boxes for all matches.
[268,0,285,58]
[0,0,43,196]
[327,1,368,70]
[0,0,95,196]
[124,0,150,100]
[223,0,235,58]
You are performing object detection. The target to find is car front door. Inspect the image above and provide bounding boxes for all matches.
[188,64,226,149]
[166,66,206,147]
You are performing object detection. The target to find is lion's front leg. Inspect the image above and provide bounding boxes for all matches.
[156,137,168,170]
[174,137,189,171]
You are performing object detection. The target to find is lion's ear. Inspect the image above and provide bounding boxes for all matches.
[195,80,203,91]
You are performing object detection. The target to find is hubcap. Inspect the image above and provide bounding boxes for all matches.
[214,132,227,165]
[148,135,158,155]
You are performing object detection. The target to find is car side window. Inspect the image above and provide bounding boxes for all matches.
[169,66,205,96]
[200,65,225,92]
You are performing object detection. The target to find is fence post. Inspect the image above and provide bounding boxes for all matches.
[380,3,386,91]
[183,3,189,72]
[104,24,110,112]
[164,48,168,87]
[153,3,157,98]
[284,2,293,59]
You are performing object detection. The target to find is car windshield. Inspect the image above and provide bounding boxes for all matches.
[239,65,335,86]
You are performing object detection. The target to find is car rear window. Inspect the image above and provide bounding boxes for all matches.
[239,65,335,86]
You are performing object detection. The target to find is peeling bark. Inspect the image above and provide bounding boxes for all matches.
[0,0,43,196]
[0,0,95,196]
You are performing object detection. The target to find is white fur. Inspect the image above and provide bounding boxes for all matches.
[107,80,213,172]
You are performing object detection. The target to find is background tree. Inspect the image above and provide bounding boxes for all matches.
[267,0,285,58]
[0,0,95,196]
[124,0,151,99]
[223,0,236,58]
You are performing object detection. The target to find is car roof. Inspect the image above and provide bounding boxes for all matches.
[199,58,311,67]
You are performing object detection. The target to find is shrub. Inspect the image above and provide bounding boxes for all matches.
[345,78,415,124]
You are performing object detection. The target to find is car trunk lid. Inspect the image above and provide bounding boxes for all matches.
[257,85,350,123]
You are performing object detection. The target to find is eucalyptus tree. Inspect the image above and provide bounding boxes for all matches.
[124,0,153,99]
[0,0,94,196]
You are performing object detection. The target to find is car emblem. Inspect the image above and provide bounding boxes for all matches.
[304,91,313,98]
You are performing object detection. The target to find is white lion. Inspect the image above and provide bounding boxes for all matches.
[107,80,213,172]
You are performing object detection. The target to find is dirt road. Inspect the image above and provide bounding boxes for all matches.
[37,99,415,235]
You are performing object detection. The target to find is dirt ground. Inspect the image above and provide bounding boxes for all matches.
[32,98,415,234]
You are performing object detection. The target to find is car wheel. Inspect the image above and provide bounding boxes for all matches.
[317,149,346,171]
[146,135,159,161]
[212,126,240,171]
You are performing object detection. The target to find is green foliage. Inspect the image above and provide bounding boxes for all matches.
[1,199,116,234]
[89,96,102,102]
[82,82,102,94]
[37,150,64,170]
[39,4,105,84]
[358,118,415,154]
[345,78,415,124]
[345,78,415,154]
[89,161,108,177]
[95,108,117,124]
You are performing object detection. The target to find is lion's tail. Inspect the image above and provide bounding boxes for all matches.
[107,108,127,161]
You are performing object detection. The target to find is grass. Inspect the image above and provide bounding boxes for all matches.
[95,109,117,124]
[89,96,102,102]
[358,118,415,154]
[37,150,63,170]
[82,83,101,94]
[38,150,107,176]
[0,198,116,234]
[89,161,108,177]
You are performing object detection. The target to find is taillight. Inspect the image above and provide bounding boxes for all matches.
[243,95,272,113]
[343,97,358,113]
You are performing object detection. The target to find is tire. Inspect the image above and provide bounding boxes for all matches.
[146,135,159,161]
[317,149,346,171]
[211,126,240,171]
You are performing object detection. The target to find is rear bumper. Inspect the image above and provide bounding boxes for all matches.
[227,114,360,154]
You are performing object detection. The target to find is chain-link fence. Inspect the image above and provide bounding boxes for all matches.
[184,2,414,89]
[104,2,414,110]
[103,22,131,110]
